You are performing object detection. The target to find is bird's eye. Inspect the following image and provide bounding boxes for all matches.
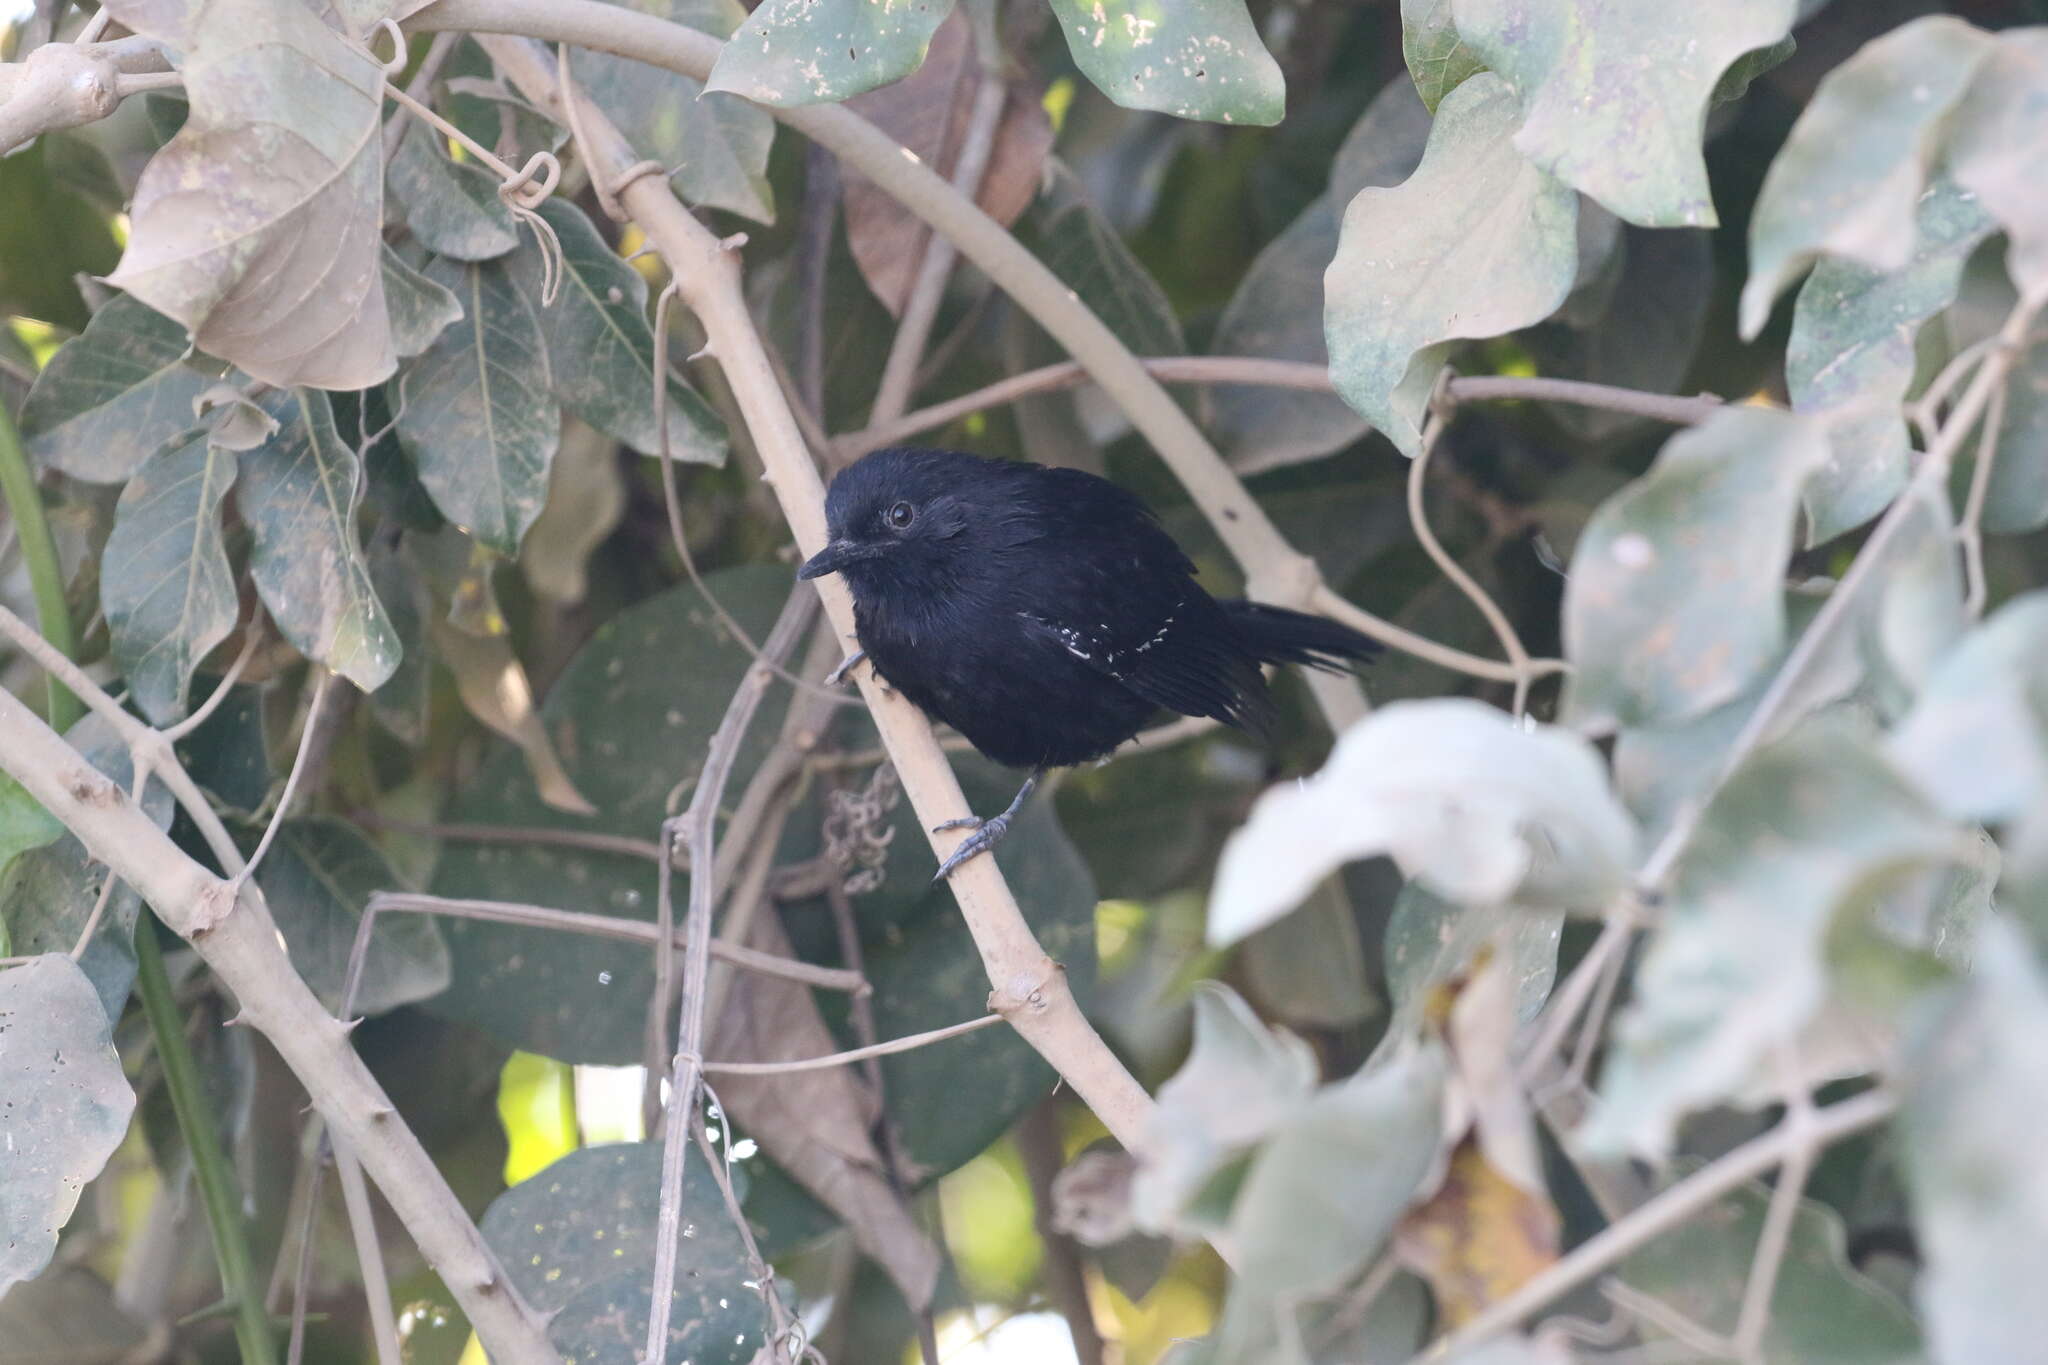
[886,500,916,530]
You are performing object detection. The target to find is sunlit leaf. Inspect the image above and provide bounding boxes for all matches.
[1586,725,1960,1158]
[430,617,596,816]
[239,387,403,692]
[1400,0,1485,113]
[0,773,62,886]
[512,199,725,463]
[1561,408,1832,730]
[1325,73,1578,457]
[385,119,521,262]
[480,1143,770,1365]
[1740,14,1996,337]
[256,818,450,1016]
[520,418,626,606]
[1210,700,1638,947]
[102,0,394,388]
[571,0,776,222]
[102,431,238,725]
[395,258,557,554]
[0,955,135,1292]
[1451,0,1797,227]
[18,293,209,483]
[1787,179,1994,543]
[1947,30,2048,296]
[1046,0,1285,126]
[706,0,956,106]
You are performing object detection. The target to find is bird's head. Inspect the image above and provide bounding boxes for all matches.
[798,447,1029,592]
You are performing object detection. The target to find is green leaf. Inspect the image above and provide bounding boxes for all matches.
[1947,30,2048,297]
[0,955,136,1293]
[1787,179,1995,543]
[1129,985,1320,1234]
[18,293,210,483]
[1450,0,1797,227]
[1901,920,2048,1364]
[256,819,450,1016]
[1324,73,1579,457]
[101,0,395,388]
[1980,332,2048,534]
[1740,14,1996,338]
[395,258,558,554]
[239,388,403,692]
[514,199,726,463]
[480,1143,770,1365]
[705,0,957,106]
[1210,77,1430,473]
[385,121,521,262]
[0,141,121,332]
[1378,883,1560,1061]
[366,539,428,745]
[1561,408,1831,730]
[1028,168,1185,360]
[570,0,776,222]
[0,773,62,885]
[1047,0,1285,126]
[1586,726,1960,1158]
[1400,0,1485,113]
[101,432,238,725]
[1618,1176,1921,1364]
[380,244,464,358]
[1212,1044,1446,1360]
[1210,699,1638,947]
[1888,589,2048,828]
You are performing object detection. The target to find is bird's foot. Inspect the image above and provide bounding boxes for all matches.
[824,648,868,688]
[931,810,1013,882]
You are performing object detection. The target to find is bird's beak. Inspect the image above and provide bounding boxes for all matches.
[798,540,861,580]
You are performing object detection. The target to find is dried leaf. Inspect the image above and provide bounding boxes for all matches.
[519,417,625,606]
[1393,1140,1560,1328]
[431,617,596,816]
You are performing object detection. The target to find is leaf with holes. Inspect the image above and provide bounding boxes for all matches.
[256,818,450,1016]
[238,388,402,692]
[396,257,557,554]
[0,954,136,1292]
[102,432,238,725]
[511,199,725,462]
[571,0,777,222]
[1561,408,1832,730]
[1048,0,1284,126]
[1741,15,1997,337]
[18,293,210,484]
[1325,74,1578,457]
[1451,0,1797,227]
[1210,700,1637,948]
[706,0,956,106]
[101,0,393,388]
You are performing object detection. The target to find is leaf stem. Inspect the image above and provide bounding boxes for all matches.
[133,915,280,1365]
[0,393,79,729]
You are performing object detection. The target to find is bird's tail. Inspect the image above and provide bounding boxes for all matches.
[1221,600,1383,672]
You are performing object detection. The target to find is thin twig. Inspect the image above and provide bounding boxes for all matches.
[703,1012,1003,1074]
[381,30,461,161]
[1957,370,2011,619]
[237,669,334,887]
[334,1151,403,1365]
[161,630,261,743]
[350,811,669,865]
[1730,1050,1818,1359]
[1017,1099,1108,1365]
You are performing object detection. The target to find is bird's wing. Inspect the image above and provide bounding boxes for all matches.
[1018,589,1270,729]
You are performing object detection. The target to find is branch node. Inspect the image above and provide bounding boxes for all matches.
[717,231,750,252]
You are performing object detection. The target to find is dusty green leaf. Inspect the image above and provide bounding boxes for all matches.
[1211,700,1637,947]
[364,537,429,744]
[1981,333,2048,534]
[1211,77,1430,473]
[705,0,956,106]
[0,954,136,1292]
[256,818,449,1016]
[1325,73,1579,457]
[239,387,403,692]
[1047,0,1285,126]
[1947,30,2048,296]
[1901,920,2048,1365]
[481,1143,769,1365]
[1586,726,1960,1158]
[513,199,726,463]
[1400,0,1485,113]
[386,122,520,262]
[1888,590,2048,827]
[380,244,464,358]
[1451,0,1797,227]
[1378,884,1560,1062]
[1212,1045,1447,1360]
[101,432,238,725]
[1561,408,1832,730]
[396,257,558,554]
[1130,984,1319,1234]
[1741,14,1996,337]
[1787,179,1994,543]
[1029,170,1185,360]
[571,0,776,222]
[1619,1176,1920,1364]
[101,0,393,388]
[18,293,209,483]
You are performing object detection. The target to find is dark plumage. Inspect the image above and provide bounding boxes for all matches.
[799,447,1380,878]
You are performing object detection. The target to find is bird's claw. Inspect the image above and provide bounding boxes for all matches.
[824,648,867,688]
[931,812,1011,882]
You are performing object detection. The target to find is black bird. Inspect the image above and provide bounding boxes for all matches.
[798,447,1380,880]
